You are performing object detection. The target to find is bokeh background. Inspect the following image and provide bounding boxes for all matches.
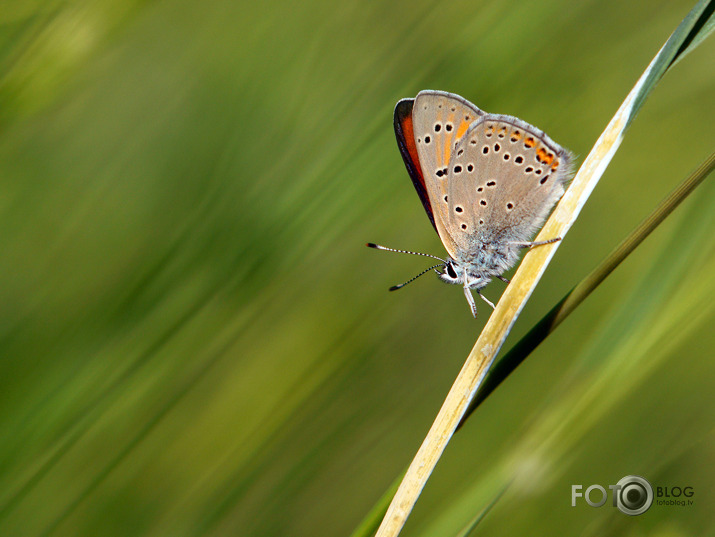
[1,0,714,536]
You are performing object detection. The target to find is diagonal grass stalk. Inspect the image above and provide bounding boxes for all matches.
[351,148,715,537]
[445,180,715,535]
[368,2,715,535]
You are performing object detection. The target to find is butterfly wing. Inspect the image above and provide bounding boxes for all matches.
[446,114,572,266]
[396,90,484,256]
[394,98,437,232]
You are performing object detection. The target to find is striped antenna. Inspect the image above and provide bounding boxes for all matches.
[366,243,446,263]
[388,263,444,291]
[366,243,446,291]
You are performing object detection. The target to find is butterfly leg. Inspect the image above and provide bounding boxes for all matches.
[476,289,495,310]
[510,237,561,249]
[497,275,511,284]
[463,287,478,318]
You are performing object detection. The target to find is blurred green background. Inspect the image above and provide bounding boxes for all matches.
[1,0,714,536]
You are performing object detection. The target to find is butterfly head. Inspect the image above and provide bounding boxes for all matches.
[366,243,493,318]
[436,258,491,291]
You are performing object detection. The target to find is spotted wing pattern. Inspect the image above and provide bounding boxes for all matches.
[410,91,484,258]
[445,114,572,271]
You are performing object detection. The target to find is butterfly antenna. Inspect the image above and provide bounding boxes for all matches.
[389,262,445,291]
[366,243,446,263]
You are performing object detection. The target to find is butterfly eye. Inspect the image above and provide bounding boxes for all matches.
[447,262,458,279]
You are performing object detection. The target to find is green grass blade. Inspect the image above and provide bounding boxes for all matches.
[627,0,715,127]
[367,2,715,535]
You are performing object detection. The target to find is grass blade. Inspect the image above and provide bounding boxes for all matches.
[371,2,715,535]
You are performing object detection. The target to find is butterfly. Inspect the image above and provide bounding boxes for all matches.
[369,90,573,317]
